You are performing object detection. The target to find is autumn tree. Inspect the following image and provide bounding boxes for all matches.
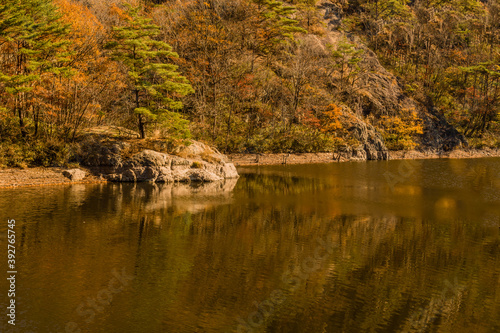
[47,0,129,140]
[271,39,319,124]
[327,40,364,93]
[0,0,73,138]
[458,63,500,137]
[249,0,306,61]
[107,4,194,139]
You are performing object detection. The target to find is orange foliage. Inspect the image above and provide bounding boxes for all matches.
[34,0,127,136]
[321,104,343,134]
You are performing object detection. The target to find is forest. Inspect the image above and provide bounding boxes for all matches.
[0,0,499,167]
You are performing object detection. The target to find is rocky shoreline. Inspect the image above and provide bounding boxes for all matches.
[1,147,499,188]
[0,139,239,188]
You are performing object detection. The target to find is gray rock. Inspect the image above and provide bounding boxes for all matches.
[62,169,86,181]
[156,167,174,183]
[127,150,169,168]
[136,167,159,182]
[121,169,137,182]
[185,169,223,182]
[174,141,227,163]
[171,157,191,169]
[81,142,239,183]
[171,169,188,182]
[79,141,127,167]
[221,163,239,179]
[106,173,122,182]
[352,146,367,160]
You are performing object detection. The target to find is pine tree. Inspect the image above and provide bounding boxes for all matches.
[252,0,307,58]
[0,0,73,137]
[107,4,194,139]
[328,41,364,92]
[0,0,24,38]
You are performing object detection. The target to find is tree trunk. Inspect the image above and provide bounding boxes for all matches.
[138,114,145,139]
[16,97,27,138]
[135,89,145,139]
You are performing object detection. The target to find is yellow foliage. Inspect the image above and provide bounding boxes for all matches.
[109,4,133,21]
[321,104,343,133]
[379,111,423,150]
[55,0,104,43]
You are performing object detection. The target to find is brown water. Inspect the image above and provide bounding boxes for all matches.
[0,158,499,333]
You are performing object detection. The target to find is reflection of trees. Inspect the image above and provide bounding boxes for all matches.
[144,193,499,332]
[0,162,499,332]
[256,214,499,333]
[0,180,239,332]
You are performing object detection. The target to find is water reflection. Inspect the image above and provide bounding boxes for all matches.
[0,159,498,333]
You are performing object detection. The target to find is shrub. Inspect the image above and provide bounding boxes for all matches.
[378,112,423,150]
[0,140,75,168]
[191,161,203,169]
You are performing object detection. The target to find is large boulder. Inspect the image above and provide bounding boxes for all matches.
[174,141,227,163]
[62,169,87,181]
[105,149,238,183]
[185,169,223,182]
[221,163,238,178]
[123,150,170,168]
[76,134,239,183]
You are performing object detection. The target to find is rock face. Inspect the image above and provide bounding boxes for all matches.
[421,106,468,151]
[77,140,129,168]
[79,141,239,183]
[313,3,470,156]
[62,169,87,181]
[335,118,389,161]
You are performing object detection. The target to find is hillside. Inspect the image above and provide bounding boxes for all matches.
[0,0,499,167]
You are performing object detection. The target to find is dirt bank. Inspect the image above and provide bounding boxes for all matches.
[0,167,105,188]
[229,148,500,166]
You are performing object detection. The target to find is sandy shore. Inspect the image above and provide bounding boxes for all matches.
[0,167,105,188]
[229,148,500,166]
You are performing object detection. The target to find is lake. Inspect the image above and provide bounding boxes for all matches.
[0,158,499,332]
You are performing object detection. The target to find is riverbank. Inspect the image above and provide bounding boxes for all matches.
[229,148,500,166]
[1,148,499,188]
[0,167,105,188]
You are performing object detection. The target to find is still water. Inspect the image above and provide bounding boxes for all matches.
[0,158,499,333]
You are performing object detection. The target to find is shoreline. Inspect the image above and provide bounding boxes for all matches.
[0,167,106,189]
[1,148,499,188]
[229,148,500,166]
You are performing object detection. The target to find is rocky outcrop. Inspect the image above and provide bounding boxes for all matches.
[335,117,389,161]
[77,140,129,168]
[78,139,239,183]
[314,1,470,156]
[421,106,468,151]
[62,169,87,181]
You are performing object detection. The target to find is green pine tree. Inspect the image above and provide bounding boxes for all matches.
[252,0,307,58]
[0,0,73,137]
[328,40,364,92]
[107,4,194,139]
[0,0,24,39]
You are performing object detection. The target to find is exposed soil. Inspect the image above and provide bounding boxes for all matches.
[0,167,105,188]
[229,148,500,166]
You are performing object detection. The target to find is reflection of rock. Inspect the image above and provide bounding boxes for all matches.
[67,184,89,207]
[62,168,87,181]
[128,179,239,214]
